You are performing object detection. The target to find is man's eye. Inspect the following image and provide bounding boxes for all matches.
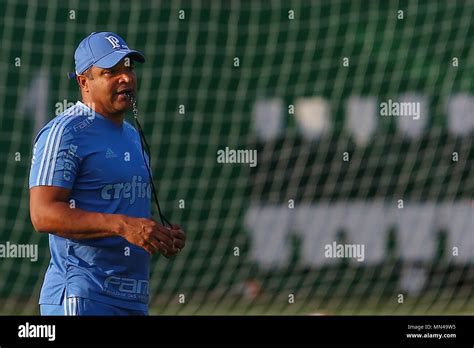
[103,70,112,75]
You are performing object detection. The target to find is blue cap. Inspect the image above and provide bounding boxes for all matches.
[68,32,145,79]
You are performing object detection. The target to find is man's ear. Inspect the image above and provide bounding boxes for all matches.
[76,75,89,93]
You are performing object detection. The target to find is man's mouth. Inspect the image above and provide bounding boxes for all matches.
[116,88,134,96]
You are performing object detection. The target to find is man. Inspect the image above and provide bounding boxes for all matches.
[29,31,185,316]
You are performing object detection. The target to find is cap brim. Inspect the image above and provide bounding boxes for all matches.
[94,49,145,69]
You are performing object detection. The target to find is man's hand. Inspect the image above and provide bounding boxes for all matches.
[118,217,186,257]
[168,224,186,257]
[118,217,175,256]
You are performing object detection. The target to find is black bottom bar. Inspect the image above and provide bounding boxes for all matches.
[1,315,473,346]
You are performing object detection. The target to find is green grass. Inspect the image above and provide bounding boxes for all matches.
[1,293,473,316]
[147,297,474,316]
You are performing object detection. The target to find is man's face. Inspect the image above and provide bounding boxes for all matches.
[78,58,136,117]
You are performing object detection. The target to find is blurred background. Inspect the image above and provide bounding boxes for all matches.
[0,0,472,314]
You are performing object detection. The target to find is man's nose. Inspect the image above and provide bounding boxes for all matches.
[118,72,133,84]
